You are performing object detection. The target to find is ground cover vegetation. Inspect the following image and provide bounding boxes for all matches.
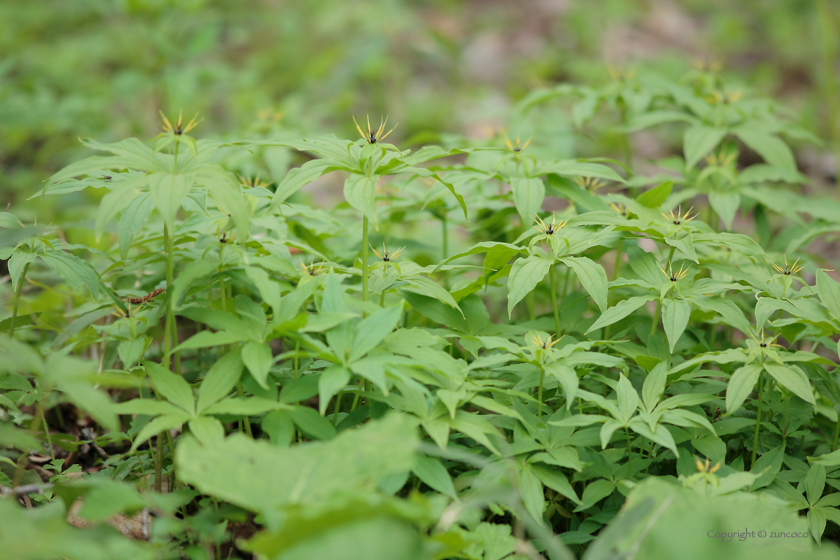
[4,2,840,560]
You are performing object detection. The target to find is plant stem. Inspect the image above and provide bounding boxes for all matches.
[612,239,624,283]
[549,266,561,336]
[625,427,633,477]
[650,300,662,338]
[526,291,536,322]
[751,370,765,469]
[293,341,300,380]
[537,366,545,418]
[154,435,163,492]
[162,225,178,372]
[832,408,840,451]
[361,217,369,301]
[9,262,30,337]
[41,413,54,461]
[236,381,253,437]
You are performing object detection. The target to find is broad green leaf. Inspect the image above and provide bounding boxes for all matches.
[661,299,690,352]
[318,365,351,415]
[117,192,153,259]
[349,304,403,363]
[545,362,579,409]
[510,176,545,224]
[586,296,653,333]
[734,125,796,171]
[763,363,815,406]
[343,173,378,223]
[616,374,639,423]
[242,341,274,389]
[196,348,244,414]
[574,479,615,512]
[641,362,668,412]
[507,255,552,318]
[175,413,417,511]
[412,455,457,499]
[628,418,679,458]
[816,270,840,322]
[172,260,216,306]
[725,363,762,413]
[804,464,826,507]
[519,464,546,525]
[131,413,190,452]
[270,159,340,210]
[148,172,192,233]
[684,126,727,169]
[560,256,608,311]
[144,361,195,416]
[635,180,673,208]
[189,416,225,446]
[41,250,100,298]
[197,165,251,240]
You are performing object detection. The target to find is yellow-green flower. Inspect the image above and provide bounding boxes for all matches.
[353,115,397,144]
[371,243,405,263]
[771,256,803,276]
[660,263,689,282]
[661,206,695,226]
[534,215,568,236]
[160,110,201,136]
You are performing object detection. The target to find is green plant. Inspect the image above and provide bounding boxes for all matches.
[3,64,840,560]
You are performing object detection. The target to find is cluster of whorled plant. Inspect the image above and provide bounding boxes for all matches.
[2,69,840,560]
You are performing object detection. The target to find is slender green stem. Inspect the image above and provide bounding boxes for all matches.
[41,413,54,461]
[549,266,561,336]
[832,408,840,451]
[625,427,633,477]
[537,366,545,418]
[333,391,342,424]
[441,213,448,261]
[293,341,300,380]
[612,239,624,283]
[526,291,536,322]
[13,397,47,487]
[154,434,164,492]
[9,262,30,337]
[751,370,765,469]
[650,300,662,338]
[361,217,370,301]
[163,225,177,370]
[351,380,364,412]
[236,381,253,437]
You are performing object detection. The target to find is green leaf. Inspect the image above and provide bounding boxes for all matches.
[510,177,545,224]
[189,416,225,446]
[725,363,762,413]
[628,418,679,458]
[635,180,673,208]
[763,363,815,406]
[343,173,378,223]
[242,341,274,390]
[616,374,639,423]
[684,126,727,169]
[172,260,216,306]
[641,362,668,412]
[144,361,195,416]
[175,413,417,511]
[560,257,608,311]
[318,365,351,415]
[148,172,192,233]
[131,413,190,452]
[245,266,282,320]
[196,348,244,414]
[519,464,546,525]
[661,299,690,353]
[290,406,337,440]
[574,479,615,512]
[507,255,552,319]
[41,250,100,298]
[117,192,153,260]
[197,165,251,240]
[544,363,579,409]
[349,304,403,363]
[734,125,796,171]
[586,296,653,333]
[816,270,840,322]
[412,455,457,499]
[78,480,146,522]
[530,463,579,504]
[804,464,826,507]
[270,159,340,210]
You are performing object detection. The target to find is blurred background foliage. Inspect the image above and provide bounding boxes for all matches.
[1,0,838,218]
